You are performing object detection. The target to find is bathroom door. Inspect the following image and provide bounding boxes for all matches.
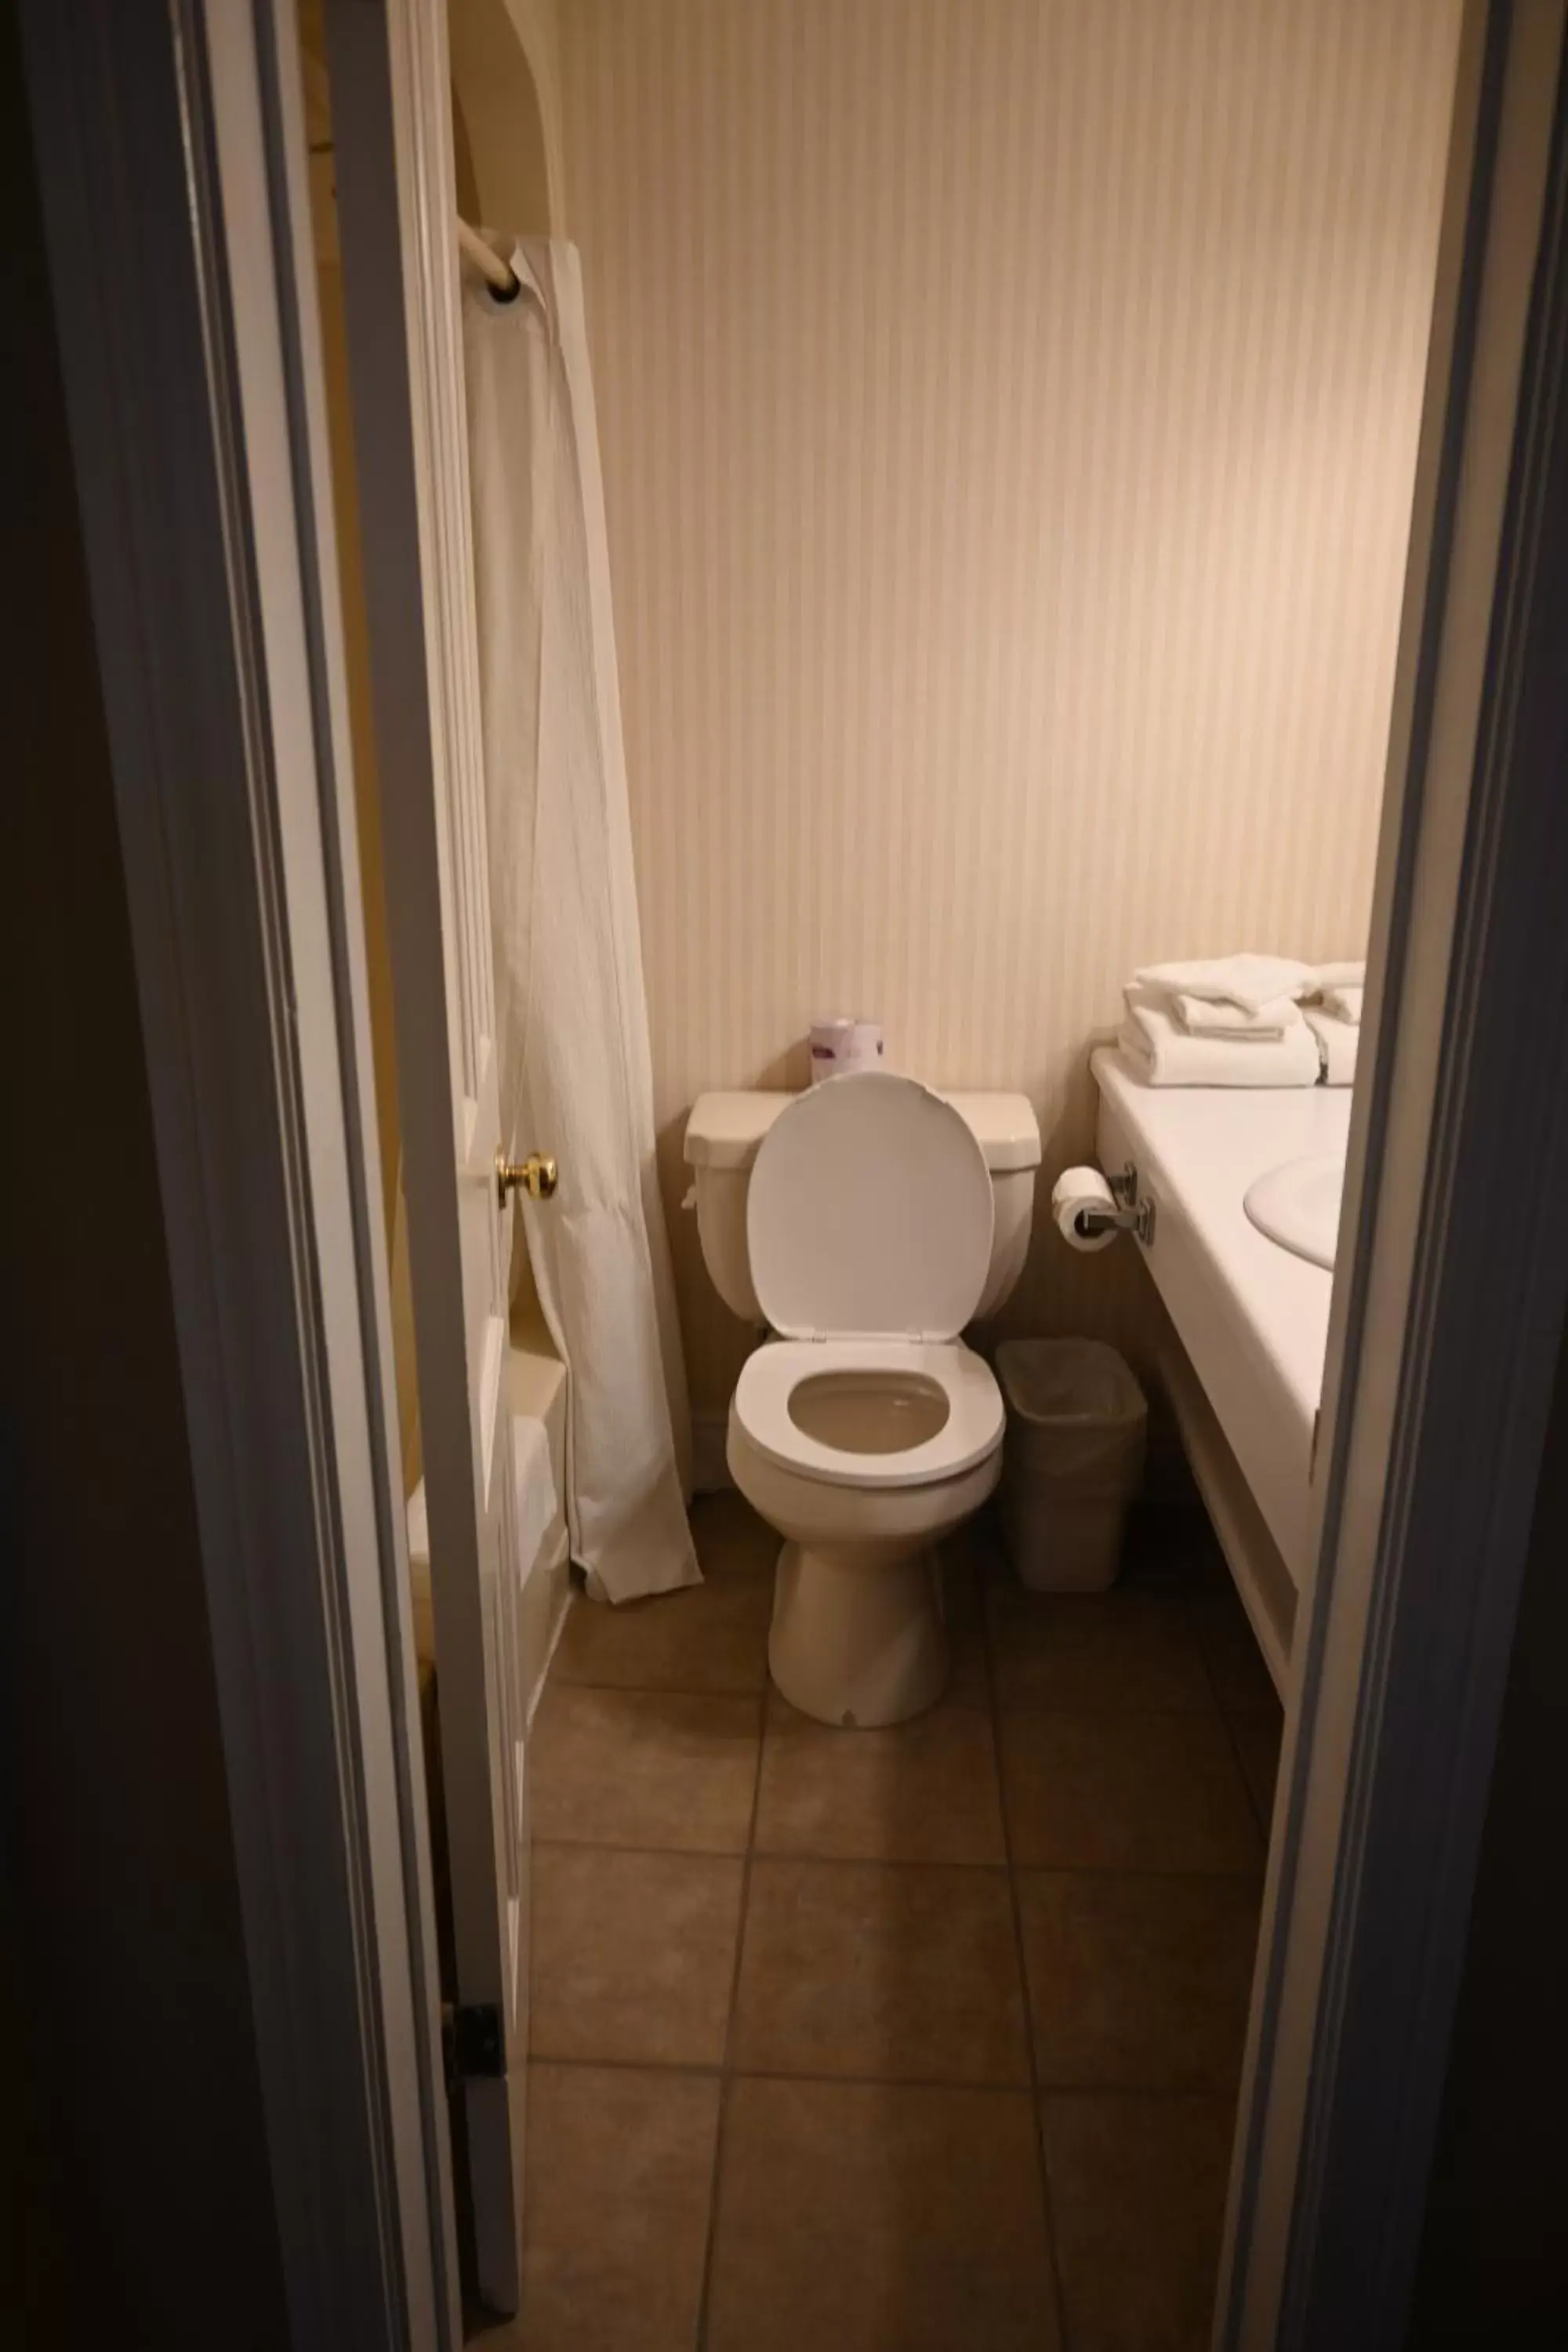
[322,0,532,2314]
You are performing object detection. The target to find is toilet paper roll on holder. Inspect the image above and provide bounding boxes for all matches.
[1076,1162,1156,1245]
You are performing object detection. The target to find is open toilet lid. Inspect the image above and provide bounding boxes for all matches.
[747,1073,994,1341]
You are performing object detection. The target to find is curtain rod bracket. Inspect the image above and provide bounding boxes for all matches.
[456,215,519,300]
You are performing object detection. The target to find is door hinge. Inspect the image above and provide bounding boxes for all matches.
[442,2001,504,2089]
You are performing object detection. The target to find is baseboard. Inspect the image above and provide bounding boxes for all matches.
[691,1405,733,1494]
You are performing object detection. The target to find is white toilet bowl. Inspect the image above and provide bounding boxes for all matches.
[684,1071,1038,1726]
[728,1336,1004,1726]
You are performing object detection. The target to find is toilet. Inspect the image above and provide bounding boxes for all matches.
[684,1073,1040,1726]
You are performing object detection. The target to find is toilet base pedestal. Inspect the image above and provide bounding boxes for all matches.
[767,1538,950,1728]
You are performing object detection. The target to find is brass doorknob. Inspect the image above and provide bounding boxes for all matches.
[496,1149,558,1206]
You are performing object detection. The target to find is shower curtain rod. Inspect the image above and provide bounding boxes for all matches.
[457,214,519,299]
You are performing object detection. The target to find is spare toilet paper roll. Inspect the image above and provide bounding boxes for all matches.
[1052,1166,1119,1254]
[809,1017,885,1083]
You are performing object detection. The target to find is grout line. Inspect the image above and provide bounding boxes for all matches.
[535,1835,1006,1870]
[531,2051,726,2082]
[550,1669,1250,1720]
[982,1572,1074,2352]
[691,1638,771,2350]
[534,1832,1263,1879]
[990,1697,1242,1718]
[529,2048,1240,2103]
[550,1674,993,1711]
[548,1677,771,1702]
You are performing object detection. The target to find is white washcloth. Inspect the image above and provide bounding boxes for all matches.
[1312,960,1366,993]
[1304,1005,1358,1086]
[1133,953,1317,1016]
[1174,992,1304,1040]
[1120,994,1323,1087]
[1319,984,1363,1025]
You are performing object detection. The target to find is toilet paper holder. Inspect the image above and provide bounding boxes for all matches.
[1079,1161,1156,1245]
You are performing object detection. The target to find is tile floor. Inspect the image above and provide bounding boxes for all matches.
[503,1490,1282,2352]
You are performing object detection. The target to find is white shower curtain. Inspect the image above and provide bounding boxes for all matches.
[463,241,699,1604]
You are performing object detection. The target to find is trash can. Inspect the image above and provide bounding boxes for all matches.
[995,1339,1147,1592]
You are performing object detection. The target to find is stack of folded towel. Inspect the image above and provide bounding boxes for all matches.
[1119,955,1364,1087]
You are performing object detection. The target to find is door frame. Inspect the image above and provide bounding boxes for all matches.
[18,1,459,2344]
[19,0,1568,2347]
[1220,2,1568,2342]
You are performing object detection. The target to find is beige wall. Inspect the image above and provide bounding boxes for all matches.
[451,0,565,234]
[560,0,1461,1410]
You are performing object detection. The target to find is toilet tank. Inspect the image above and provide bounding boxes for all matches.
[684,1087,1040,1327]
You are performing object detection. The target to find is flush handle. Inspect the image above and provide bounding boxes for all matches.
[496,1149,558,1207]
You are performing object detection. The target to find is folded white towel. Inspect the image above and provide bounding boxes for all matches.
[1312,960,1366,993]
[1304,1004,1358,1086]
[1174,991,1305,1040]
[1319,984,1363,1025]
[1120,995,1323,1087]
[1133,953,1318,1016]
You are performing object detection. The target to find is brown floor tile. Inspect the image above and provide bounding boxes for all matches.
[518,2063,720,2352]
[531,1847,743,2066]
[531,1686,760,1853]
[1042,2092,1235,2352]
[706,2076,1059,2352]
[552,1572,772,1694]
[1018,1871,1259,2091]
[1188,1588,1280,1719]
[999,1709,1261,1873]
[938,1526,1000,1702]
[731,1857,1029,2084]
[754,1691,1006,1865]
[1117,1504,1231,1595]
[989,1587,1212,1712]
[691,1489,781,1577]
[1232,1707,1283,1830]
[968,1504,1016,1585]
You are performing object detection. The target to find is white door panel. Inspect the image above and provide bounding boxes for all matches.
[323,0,534,2311]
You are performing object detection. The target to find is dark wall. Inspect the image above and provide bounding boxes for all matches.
[1406,1316,1568,2346]
[1,18,289,2346]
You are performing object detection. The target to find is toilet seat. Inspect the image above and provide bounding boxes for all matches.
[732,1338,1004,1490]
[746,1073,994,1343]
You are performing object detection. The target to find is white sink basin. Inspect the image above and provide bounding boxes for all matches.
[1243,1152,1345,1270]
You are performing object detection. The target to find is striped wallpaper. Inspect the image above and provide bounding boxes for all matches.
[557,0,1461,1408]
